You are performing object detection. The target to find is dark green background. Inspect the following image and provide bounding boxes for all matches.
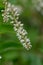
[0,0,43,65]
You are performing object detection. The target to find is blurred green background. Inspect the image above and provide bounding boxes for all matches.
[0,0,43,65]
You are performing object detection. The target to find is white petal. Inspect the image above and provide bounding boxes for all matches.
[10,21,14,23]
[12,5,14,8]
[14,27,17,31]
[20,39,24,43]
[0,56,2,59]
[7,8,10,11]
[20,24,23,27]
[26,39,30,42]
[13,7,18,11]
[8,3,11,8]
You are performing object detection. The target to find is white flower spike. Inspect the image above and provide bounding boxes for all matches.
[32,0,43,15]
[2,0,32,50]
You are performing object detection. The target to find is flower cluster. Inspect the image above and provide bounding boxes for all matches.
[2,0,32,50]
[32,0,43,15]
[13,21,32,50]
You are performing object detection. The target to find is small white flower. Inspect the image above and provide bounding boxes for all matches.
[17,34,21,40]
[7,8,10,12]
[17,22,21,25]
[7,3,11,8]
[23,43,26,46]
[10,21,14,23]
[5,2,8,5]
[19,27,23,31]
[20,24,23,27]
[12,5,15,8]
[14,23,19,27]
[13,7,18,11]
[14,27,17,31]
[0,56,2,59]
[1,10,4,12]
[16,33,20,36]
[2,14,4,16]
[20,39,24,43]
[26,39,30,43]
